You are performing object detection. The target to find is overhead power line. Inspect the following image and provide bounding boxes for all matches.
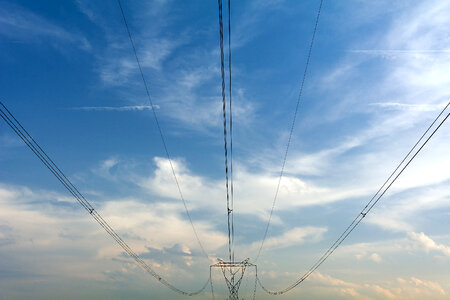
[116,0,209,259]
[218,0,234,263]
[0,100,210,296]
[255,0,324,262]
[257,101,450,295]
[228,0,235,264]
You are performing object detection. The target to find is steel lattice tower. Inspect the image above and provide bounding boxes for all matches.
[210,259,256,300]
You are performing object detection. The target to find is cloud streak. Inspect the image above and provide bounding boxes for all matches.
[370,102,448,112]
[247,226,327,253]
[0,2,90,50]
[71,105,159,112]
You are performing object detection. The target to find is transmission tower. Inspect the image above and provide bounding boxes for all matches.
[210,259,257,300]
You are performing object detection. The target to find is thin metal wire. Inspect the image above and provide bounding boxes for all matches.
[218,0,233,264]
[116,0,209,259]
[228,0,235,265]
[257,108,450,295]
[291,100,450,281]
[0,101,210,296]
[255,0,324,262]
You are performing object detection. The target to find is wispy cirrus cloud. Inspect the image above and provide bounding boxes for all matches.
[370,102,448,112]
[247,226,327,253]
[80,0,257,133]
[99,37,183,86]
[0,2,90,50]
[349,50,450,59]
[0,133,23,148]
[279,0,450,238]
[71,105,159,112]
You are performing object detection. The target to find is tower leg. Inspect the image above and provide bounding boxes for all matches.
[211,259,255,300]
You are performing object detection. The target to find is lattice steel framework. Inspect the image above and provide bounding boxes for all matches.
[210,259,257,300]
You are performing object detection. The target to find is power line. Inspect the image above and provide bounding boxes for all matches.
[255,0,324,262]
[116,0,209,259]
[228,0,235,264]
[218,0,233,263]
[257,102,450,295]
[0,100,210,296]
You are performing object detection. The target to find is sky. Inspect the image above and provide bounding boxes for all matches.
[0,0,450,299]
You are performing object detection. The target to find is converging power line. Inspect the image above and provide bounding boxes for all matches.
[257,101,450,295]
[0,100,211,296]
[117,0,210,260]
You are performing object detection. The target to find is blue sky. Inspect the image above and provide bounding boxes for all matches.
[1,0,450,299]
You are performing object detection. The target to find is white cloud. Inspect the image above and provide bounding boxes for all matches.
[410,277,446,295]
[369,253,382,263]
[139,157,369,220]
[310,271,358,288]
[374,1,450,99]
[247,226,327,253]
[337,239,404,266]
[139,156,223,205]
[90,0,257,132]
[92,157,120,181]
[370,284,396,299]
[317,0,450,122]
[408,232,450,257]
[284,0,450,237]
[0,183,222,287]
[99,37,183,86]
[364,277,448,299]
[299,271,447,300]
[366,181,450,232]
[99,199,227,257]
